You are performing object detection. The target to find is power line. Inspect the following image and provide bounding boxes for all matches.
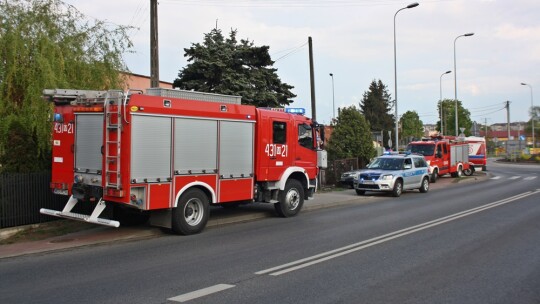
[160,0,454,8]
[274,42,308,62]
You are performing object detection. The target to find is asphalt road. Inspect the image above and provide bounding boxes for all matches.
[1,159,539,304]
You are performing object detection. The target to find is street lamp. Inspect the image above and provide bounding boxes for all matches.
[393,2,419,151]
[453,32,474,136]
[330,73,335,120]
[521,82,535,148]
[440,70,452,135]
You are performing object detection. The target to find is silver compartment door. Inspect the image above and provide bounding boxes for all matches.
[219,121,254,179]
[131,115,172,182]
[75,114,103,173]
[174,118,218,174]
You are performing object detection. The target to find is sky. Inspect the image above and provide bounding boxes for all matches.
[63,0,540,127]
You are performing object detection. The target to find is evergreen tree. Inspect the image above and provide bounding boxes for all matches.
[359,79,394,147]
[0,0,132,173]
[174,28,295,107]
[326,106,375,165]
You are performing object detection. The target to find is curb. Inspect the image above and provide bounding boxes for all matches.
[0,174,486,259]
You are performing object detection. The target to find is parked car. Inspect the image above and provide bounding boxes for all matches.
[353,153,430,197]
[340,169,362,188]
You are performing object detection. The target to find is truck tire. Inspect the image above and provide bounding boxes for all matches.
[430,169,438,183]
[419,177,429,193]
[482,165,487,171]
[275,179,304,217]
[172,188,209,235]
[113,205,149,226]
[463,166,475,176]
[451,166,463,178]
[392,179,403,197]
[355,189,365,195]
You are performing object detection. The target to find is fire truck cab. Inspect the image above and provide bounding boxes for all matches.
[41,88,326,235]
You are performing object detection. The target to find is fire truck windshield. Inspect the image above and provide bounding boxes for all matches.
[407,144,435,156]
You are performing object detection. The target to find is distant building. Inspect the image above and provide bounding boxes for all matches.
[121,72,173,90]
[423,124,438,137]
[489,122,527,132]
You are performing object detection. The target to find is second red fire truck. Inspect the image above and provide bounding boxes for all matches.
[41,88,326,235]
[406,136,469,183]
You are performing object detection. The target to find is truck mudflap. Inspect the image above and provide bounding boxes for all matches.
[40,195,120,228]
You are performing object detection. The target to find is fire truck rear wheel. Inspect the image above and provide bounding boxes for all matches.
[463,166,474,176]
[172,188,209,235]
[275,179,304,217]
[451,166,463,178]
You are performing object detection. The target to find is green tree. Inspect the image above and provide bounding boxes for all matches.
[400,110,424,141]
[358,79,394,148]
[437,99,473,136]
[0,0,132,173]
[326,106,375,164]
[174,28,295,107]
[523,105,540,140]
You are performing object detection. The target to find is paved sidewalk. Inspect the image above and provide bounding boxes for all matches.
[0,173,487,259]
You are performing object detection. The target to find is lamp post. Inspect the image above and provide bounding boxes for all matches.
[440,70,452,135]
[521,82,535,148]
[329,73,335,120]
[453,32,474,136]
[393,2,419,151]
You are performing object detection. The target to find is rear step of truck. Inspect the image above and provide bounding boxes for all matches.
[40,196,120,228]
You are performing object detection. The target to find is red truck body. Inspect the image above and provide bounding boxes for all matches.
[464,136,487,171]
[407,138,469,182]
[41,88,326,234]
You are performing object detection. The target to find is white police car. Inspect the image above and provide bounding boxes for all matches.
[353,153,430,197]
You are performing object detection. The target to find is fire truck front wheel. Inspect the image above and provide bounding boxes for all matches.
[172,188,210,235]
[275,179,304,217]
[430,169,438,183]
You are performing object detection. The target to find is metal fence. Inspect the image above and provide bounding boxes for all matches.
[0,172,69,228]
[324,158,362,186]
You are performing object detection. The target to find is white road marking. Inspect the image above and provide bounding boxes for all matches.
[509,176,520,180]
[168,284,235,303]
[257,190,540,276]
[524,176,537,181]
[490,176,501,180]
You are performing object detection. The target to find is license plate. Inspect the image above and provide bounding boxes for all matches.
[53,189,69,195]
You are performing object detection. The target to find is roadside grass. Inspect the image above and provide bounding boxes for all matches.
[0,220,96,245]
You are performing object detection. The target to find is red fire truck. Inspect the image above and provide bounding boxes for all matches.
[406,137,469,183]
[40,88,326,235]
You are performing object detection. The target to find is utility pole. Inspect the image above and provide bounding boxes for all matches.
[506,100,510,157]
[308,37,316,121]
[150,0,159,88]
[484,118,488,139]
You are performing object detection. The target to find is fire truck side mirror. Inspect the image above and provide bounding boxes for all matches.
[315,122,325,150]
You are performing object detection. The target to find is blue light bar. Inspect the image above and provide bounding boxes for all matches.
[285,108,306,115]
